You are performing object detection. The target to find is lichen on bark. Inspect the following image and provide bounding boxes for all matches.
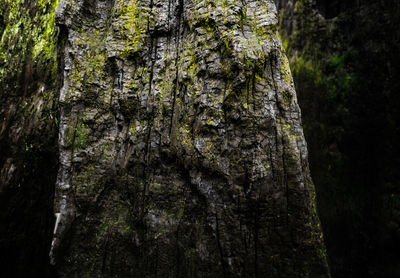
[50,0,330,277]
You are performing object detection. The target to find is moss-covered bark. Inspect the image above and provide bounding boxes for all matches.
[50,0,329,277]
[0,0,330,276]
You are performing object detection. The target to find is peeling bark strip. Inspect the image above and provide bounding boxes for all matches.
[51,0,330,277]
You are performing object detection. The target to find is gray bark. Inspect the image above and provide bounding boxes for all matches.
[47,0,330,276]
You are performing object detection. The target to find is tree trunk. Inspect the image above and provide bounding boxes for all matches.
[0,0,330,277]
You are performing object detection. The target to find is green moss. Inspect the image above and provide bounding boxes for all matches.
[74,121,89,148]
[0,0,59,95]
[114,1,154,57]
[282,90,293,104]
[280,55,293,84]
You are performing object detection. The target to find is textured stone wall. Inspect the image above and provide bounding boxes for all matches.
[50,0,330,277]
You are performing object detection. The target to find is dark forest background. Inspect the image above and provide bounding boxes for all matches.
[277,0,400,277]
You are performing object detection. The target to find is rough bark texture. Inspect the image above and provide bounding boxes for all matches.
[0,0,329,277]
[50,0,329,277]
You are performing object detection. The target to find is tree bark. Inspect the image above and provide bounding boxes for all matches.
[1,0,330,277]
